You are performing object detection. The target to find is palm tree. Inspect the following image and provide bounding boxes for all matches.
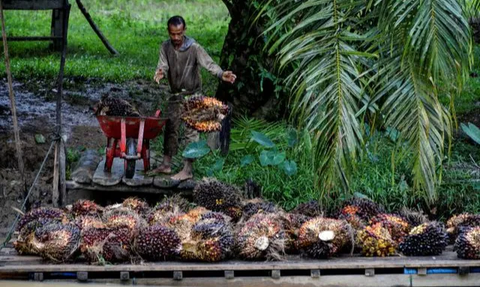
[263,0,472,206]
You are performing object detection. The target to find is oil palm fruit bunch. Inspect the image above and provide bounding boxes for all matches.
[93,94,140,117]
[292,200,323,218]
[446,213,480,242]
[193,178,243,221]
[160,213,196,242]
[454,226,480,259]
[236,213,286,261]
[181,218,235,262]
[81,227,111,263]
[369,214,410,244]
[17,207,68,231]
[14,218,60,255]
[200,211,232,223]
[71,199,104,217]
[154,195,191,213]
[397,207,429,227]
[241,198,279,221]
[182,96,228,132]
[103,208,145,233]
[31,223,81,262]
[399,222,448,256]
[74,215,105,230]
[101,227,132,263]
[296,217,351,258]
[357,223,396,257]
[134,225,181,261]
[339,198,384,222]
[122,197,150,215]
[282,213,310,254]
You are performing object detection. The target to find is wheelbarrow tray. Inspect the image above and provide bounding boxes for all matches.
[96,115,167,140]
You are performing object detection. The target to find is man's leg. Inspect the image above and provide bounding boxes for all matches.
[151,96,182,174]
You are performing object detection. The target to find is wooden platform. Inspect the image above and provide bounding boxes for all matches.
[67,150,197,195]
[1,247,480,287]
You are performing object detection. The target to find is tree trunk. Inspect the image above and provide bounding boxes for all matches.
[216,1,284,120]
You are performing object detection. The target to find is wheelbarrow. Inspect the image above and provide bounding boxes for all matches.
[96,111,167,179]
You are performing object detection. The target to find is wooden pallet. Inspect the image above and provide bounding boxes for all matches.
[1,248,480,287]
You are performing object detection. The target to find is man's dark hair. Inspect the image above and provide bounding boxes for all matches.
[168,16,186,29]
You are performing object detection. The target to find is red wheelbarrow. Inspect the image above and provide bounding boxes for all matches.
[96,111,167,179]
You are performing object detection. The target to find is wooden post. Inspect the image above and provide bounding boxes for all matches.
[53,1,70,207]
[50,9,64,50]
[0,0,26,197]
[75,0,118,55]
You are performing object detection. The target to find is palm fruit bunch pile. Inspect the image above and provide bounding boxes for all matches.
[182,95,229,132]
[369,214,410,244]
[147,195,192,226]
[454,226,480,259]
[180,213,235,262]
[14,207,69,255]
[446,213,480,243]
[134,225,182,261]
[337,198,384,230]
[236,213,286,260]
[93,95,140,117]
[399,222,448,256]
[357,223,396,257]
[296,217,351,259]
[241,198,280,221]
[193,178,243,221]
[291,200,323,218]
[282,213,310,253]
[30,223,81,262]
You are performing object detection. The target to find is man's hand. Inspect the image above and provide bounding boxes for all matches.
[222,71,236,84]
[154,69,164,83]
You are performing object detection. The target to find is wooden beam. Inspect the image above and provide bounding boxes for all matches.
[75,0,118,55]
[4,36,63,41]
[2,0,65,10]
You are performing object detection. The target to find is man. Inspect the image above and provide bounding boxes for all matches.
[152,16,236,181]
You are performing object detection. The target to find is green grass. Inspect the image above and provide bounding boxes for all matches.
[2,0,229,94]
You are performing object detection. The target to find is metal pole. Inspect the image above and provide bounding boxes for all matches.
[0,1,26,187]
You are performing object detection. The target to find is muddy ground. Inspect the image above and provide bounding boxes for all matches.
[0,78,169,239]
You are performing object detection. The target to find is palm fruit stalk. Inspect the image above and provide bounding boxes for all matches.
[122,197,150,215]
[134,225,181,261]
[296,217,351,258]
[369,214,410,244]
[399,222,448,256]
[291,200,323,218]
[446,213,480,243]
[182,96,229,132]
[454,226,480,259]
[193,178,243,221]
[397,207,429,227]
[357,223,396,257]
[236,213,286,261]
[31,223,81,262]
[71,199,104,217]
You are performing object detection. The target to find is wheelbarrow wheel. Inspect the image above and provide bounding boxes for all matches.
[125,139,136,179]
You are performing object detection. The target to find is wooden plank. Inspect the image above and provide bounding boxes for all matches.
[153,175,181,188]
[122,160,154,186]
[92,158,124,186]
[1,252,480,272]
[28,274,480,287]
[2,0,65,10]
[71,149,101,184]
